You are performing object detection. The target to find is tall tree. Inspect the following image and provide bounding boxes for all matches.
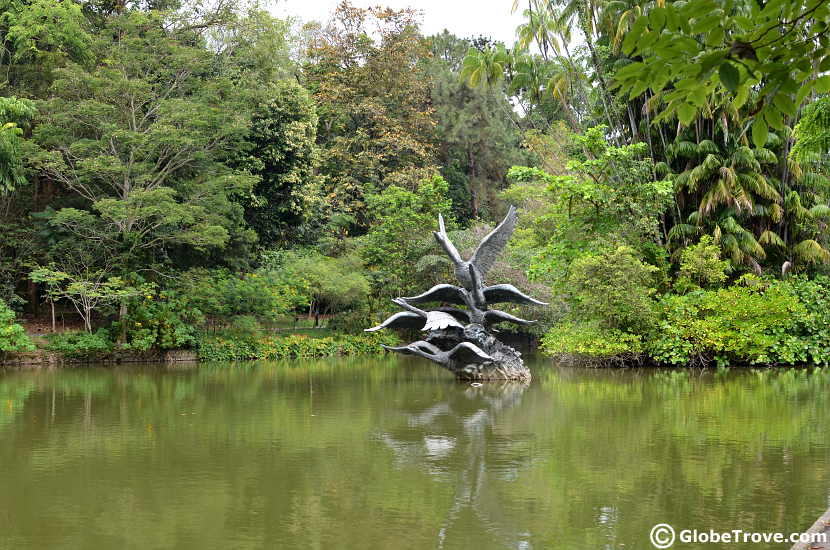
[428,31,527,222]
[238,81,321,247]
[303,1,438,231]
[32,9,258,273]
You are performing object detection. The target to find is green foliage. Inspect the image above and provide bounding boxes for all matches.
[305,3,438,229]
[0,0,92,90]
[505,126,673,285]
[326,307,379,335]
[613,0,830,138]
[33,9,258,269]
[542,321,642,360]
[0,96,36,193]
[791,96,830,163]
[0,298,34,354]
[270,250,370,315]
[566,245,660,333]
[196,331,399,361]
[239,81,320,246]
[429,32,527,221]
[648,279,805,366]
[44,329,112,359]
[674,235,730,293]
[30,266,147,332]
[359,175,454,297]
[174,268,309,321]
[112,289,200,351]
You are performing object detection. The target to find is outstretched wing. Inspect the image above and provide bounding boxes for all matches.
[365,312,424,332]
[436,307,470,323]
[446,342,492,364]
[483,309,536,326]
[470,205,518,278]
[483,284,548,306]
[401,284,466,305]
[433,213,463,265]
[383,341,446,365]
[423,311,465,331]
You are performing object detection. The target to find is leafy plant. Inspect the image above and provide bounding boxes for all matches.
[45,329,112,359]
[0,299,34,355]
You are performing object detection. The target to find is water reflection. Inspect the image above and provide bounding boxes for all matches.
[381,382,531,548]
[1,360,830,550]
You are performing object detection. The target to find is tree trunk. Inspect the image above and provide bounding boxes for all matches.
[118,301,127,344]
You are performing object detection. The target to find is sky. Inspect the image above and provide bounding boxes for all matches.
[272,0,524,45]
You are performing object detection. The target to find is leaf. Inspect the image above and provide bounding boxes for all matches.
[719,62,739,91]
[751,118,768,148]
[796,80,815,106]
[649,7,667,31]
[773,93,796,117]
[732,85,749,109]
[763,106,784,131]
[677,103,696,125]
[692,14,720,34]
[706,26,725,47]
[622,16,649,55]
[815,75,830,93]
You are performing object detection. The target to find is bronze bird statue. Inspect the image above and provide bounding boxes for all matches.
[367,205,545,381]
[433,205,518,290]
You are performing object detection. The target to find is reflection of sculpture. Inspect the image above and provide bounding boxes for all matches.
[380,382,531,548]
[366,206,546,381]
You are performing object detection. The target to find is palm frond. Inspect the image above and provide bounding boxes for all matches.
[758,229,785,247]
[793,239,830,264]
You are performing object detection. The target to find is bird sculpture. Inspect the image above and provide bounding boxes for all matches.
[366,206,546,381]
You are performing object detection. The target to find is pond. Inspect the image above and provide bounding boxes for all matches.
[1,357,828,549]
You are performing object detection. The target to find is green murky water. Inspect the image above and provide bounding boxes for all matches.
[1,357,829,549]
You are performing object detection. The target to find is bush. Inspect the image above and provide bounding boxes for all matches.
[674,235,730,293]
[776,275,830,365]
[648,278,805,366]
[113,289,200,351]
[196,331,399,361]
[566,245,659,333]
[45,329,113,359]
[327,307,379,334]
[542,321,643,362]
[0,299,34,355]
[175,268,310,320]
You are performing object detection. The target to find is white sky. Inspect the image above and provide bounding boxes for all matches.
[272,0,524,45]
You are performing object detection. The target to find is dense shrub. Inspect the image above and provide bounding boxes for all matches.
[647,278,804,366]
[196,331,399,361]
[326,307,381,334]
[566,245,659,333]
[175,268,310,320]
[541,321,643,362]
[544,274,830,367]
[112,290,201,351]
[673,235,730,293]
[45,330,113,359]
[0,299,34,355]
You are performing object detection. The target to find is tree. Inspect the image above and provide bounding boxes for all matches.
[28,266,143,332]
[275,251,370,326]
[0,96,36,193]
[0,298,33,354]
[613,0,830,145]
[359,175,454,298]
[238,81,320,247]
[428,32,527,222]
[32,9,258,272]
[303,1,438,230]
[0,0,92,92]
